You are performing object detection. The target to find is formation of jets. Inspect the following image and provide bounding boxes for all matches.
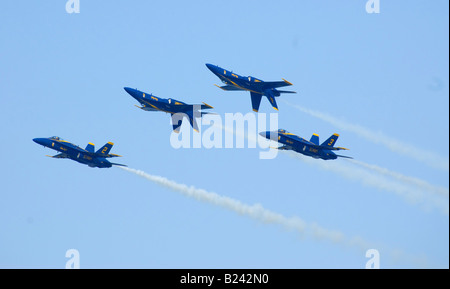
[34,63,351,167]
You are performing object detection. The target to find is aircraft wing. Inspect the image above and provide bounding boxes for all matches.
[262,79,293,90]
[201,102,214,110]
[274,145,292,150]
[214,84,245,91]
[46,153,68,159]
[311,145,349,151]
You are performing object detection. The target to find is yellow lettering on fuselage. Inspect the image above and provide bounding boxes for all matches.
[151,96,158,101]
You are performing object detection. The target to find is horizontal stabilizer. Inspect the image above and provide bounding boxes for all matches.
[335,147,349,151]
[104,153,122,158]
[111,163,127,167]
[277,90,297,94]
[336,155,353,159]
[201,111,218,116]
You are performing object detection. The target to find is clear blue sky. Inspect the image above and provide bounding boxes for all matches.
[0,0,448,268]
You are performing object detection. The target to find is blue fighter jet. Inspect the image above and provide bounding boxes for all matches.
[205,63,296,112]
[124,87,214,132]
[260,129,352,160]
[33,136,126,168]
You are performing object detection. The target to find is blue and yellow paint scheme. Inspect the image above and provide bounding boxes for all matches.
[260,129,352,160]
[205,63,296,112]
[124,87,214,133]
[33,136,126,168]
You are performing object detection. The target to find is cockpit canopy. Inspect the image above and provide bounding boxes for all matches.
[50,136,61,140]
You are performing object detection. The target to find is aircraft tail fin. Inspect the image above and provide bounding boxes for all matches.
[171,113,183,133]
[187,112,200,133]
[266,94,279,111]
[85,142,95,153]
[310,133,319,145]
[250,92,262,112]
[96,142,114,155]
[321,133,339,147]
[171,112,200,133]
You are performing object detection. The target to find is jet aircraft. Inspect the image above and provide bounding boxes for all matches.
[260,129,352,160]
[124,87,213,132]
[33,136,126,168]
[205,63,296,112]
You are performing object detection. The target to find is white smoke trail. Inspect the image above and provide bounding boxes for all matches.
[348,159,449,198]
[284,101,449,172]
[117,166,371,251]
[283,151,449,216]
[117,166,433,267]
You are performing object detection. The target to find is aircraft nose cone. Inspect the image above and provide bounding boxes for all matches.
[259,131,278,140]
[33,138,48,146]
[259,131,271,139]
[124,87,133,94]
[205,63,217,73]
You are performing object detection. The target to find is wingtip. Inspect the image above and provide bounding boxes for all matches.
[282,78,293,85]
[202,102,214,109]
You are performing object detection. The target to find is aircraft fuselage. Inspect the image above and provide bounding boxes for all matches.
[33,137,113,168]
